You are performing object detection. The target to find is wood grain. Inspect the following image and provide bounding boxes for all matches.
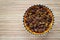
[0,0,60,40]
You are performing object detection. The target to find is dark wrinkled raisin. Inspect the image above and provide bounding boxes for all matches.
[39,5,43,8]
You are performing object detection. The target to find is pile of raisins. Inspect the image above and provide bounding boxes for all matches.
[24,5,52,33]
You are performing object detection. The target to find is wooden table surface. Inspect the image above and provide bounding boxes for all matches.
[0,0,60,40]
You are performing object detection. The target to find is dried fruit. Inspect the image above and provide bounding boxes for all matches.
[23,5,54,34]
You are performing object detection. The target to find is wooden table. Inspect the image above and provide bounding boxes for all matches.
[0,0,60,40]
